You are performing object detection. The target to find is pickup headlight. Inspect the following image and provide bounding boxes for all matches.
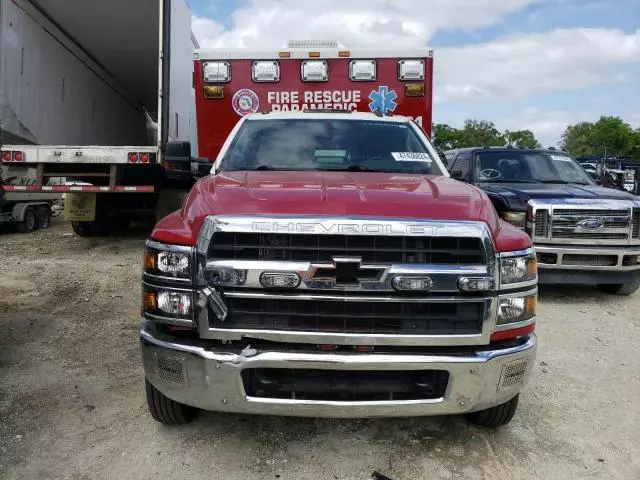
[144,241,193,281]
[498,293,537,325]
[499,249,537,287]
[501,211,526,229]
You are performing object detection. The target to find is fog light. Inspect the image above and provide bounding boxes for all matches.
[498,295,536,325]
[211,268,246,286]
[392,276,433,291]
[458,277,495,292]
[260,272,301,288]
[157,292,192,316]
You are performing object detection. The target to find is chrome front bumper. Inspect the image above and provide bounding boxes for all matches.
[140,321,537,418]
[535,244,640,271]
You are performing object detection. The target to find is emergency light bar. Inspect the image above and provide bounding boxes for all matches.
[301,60,329,82]
[203,61,231,83]
[398,59,425,81]
[252,61,280,82]
[349,60,376,81]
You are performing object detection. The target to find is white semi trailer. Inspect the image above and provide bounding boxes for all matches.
[0,0,203,236]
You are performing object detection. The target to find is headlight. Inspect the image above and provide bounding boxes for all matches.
[501,211,526,229]
[143,287,194,324]
[500,249,537,287]
[144,242,192,281]
[498,294,537,325]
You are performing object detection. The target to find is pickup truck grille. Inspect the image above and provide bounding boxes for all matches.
[547,207,632,243]
[208,232,485,265]
[216,294,485,335]
[198,216,496,346]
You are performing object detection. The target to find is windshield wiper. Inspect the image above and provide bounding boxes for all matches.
[248,165,279,171]
[480,179,541,184]
[317,165,390,173]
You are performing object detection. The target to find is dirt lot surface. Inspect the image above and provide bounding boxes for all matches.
[1,219,640,480]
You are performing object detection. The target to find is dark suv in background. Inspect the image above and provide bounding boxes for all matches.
[444,147,640,295]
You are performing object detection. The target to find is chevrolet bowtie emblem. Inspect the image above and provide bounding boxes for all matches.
[309,257,384,285]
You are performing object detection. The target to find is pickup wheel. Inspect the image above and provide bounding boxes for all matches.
[145,379,197,425]
[597,280,640,296]
[465,395,519,428]
[18,207,37,233]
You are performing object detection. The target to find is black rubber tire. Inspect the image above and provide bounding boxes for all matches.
[18,207,37,233]
[36,207,50,229]
[465,395,519,428]
[597,280,640,296]
[71,218,110,237]
[145,379,197,425]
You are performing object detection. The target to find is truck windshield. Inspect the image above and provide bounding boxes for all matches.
[219,119,444,175]
[475,151,594,185]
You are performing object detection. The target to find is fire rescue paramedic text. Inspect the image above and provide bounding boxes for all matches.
[267,90,361,111]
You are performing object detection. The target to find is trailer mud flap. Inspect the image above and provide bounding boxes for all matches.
[64,193,96,221]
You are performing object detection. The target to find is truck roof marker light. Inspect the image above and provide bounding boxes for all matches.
[309,51,321,58]
[279,51,291,58]
[339,51,351,57]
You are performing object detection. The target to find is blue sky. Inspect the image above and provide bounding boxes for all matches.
[189,0,640,146]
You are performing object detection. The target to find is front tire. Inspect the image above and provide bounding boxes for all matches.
[597,279,640,296]
[465,395,519,428]
[145,379,197,425]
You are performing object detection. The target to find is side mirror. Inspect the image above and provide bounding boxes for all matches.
[451,169,466,181]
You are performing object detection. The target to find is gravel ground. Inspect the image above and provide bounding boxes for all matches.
[1,219,639,480]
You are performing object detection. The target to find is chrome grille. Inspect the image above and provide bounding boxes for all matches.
[209,233,485,264]
[534,209,548,237]
[562,254,618,267]
[214,294,485,335]
[549,207,632,243]
[197,216,496,346]
[633,209,640,239]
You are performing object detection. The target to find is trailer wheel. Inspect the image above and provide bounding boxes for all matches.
[145,379,197,425]
[465,395,519,428]
[71,218,110,237]
[36,207,51,229]
[597,280,640,296]
[18,207,37,233]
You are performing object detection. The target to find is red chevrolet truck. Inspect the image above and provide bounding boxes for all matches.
[141,109,538,429]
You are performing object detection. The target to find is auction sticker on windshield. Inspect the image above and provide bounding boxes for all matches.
[392,152,432,163]
[550,154,572,162]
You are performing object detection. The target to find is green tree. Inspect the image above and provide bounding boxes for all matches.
[504,129,541,148]
[561,122,595,157]
[432,123,461,151]
[561,116,640,160]
[458,119,505,147]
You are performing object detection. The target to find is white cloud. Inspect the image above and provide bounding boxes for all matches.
[194,0,539,49]
[436,28,640,102]
[191,1,640,144]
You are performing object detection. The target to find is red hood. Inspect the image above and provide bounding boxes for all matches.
[152,171,530,252]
